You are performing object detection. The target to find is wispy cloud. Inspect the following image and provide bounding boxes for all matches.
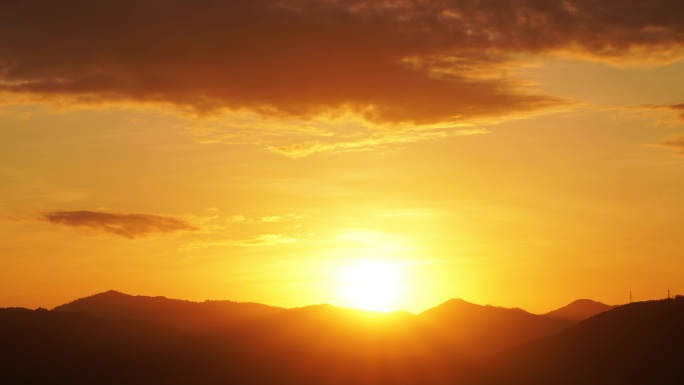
[181,234,298,250]
[43,210,198,239]
[654,135,684,155]
[644,102,684,154]
[660,103,684,121]
[225,213,303,224]
[177,211,306,249]
[637,102,684,121]
[268,128,489,158]
[259,214,302,223]
[238,234,298,246]
[226,214,248,223]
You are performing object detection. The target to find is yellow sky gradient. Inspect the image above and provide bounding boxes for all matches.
[2,1,684,314]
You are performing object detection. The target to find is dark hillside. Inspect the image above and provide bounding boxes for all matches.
[472,299,684,385]
[5,295,683,385]
[0,308,212,384]
[419,299,573,356]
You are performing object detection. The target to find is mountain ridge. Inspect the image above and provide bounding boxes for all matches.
[470,298,684,385]
[52,291,608,358]
[3,296,682,384]
[53,290,285,333]
[419,297,574,356]
[54,290,612,317]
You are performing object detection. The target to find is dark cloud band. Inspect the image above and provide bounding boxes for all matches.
[1,0,683,123]
[43,210,197,238]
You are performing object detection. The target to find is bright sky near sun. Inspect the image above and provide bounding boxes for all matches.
[1,1,684,313]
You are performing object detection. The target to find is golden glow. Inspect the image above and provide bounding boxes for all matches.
[2,31,684,314]
[337,259,404,312]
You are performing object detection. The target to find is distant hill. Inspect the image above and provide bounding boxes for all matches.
[54,292,580,357]
[230,304,468,385]
[543,299,614,322]
[53,290,284,333]
[4,293,681,384]
[0,308,215,384]
[0,306,465,385]
[419,299,573,356]
[471,298,684,385]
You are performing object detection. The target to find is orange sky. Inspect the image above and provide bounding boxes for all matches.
[1,0,684,313]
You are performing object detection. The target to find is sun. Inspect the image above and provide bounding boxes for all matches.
[337,259,404,312]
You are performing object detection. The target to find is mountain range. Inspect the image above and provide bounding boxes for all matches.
[53,291,611,356]
[3,291,677,385]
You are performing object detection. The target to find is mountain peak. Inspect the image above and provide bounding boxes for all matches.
[425,298,533,316]
[416,297,573,357]
[52,290,132,310]
[544,298,613,322]
[568,298,603,305]
[52,291,283,333]
[99,290,129,297]
[440,298,474,306]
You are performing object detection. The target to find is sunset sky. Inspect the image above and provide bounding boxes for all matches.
[2,0,684,313]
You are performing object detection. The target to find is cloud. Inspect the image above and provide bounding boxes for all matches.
[239,234,298,246]
[181,234,298,250]
[269,127,489,158]
[662,103,684,120]
[630,102,684,128]
[641,102,684,115]
[259,214,302,222]
[43,210,198,238]
[226,215,248,223]
[5,1,681,126]
[177,212,305,249]
[225,213,303,223]
[655,135,684,155]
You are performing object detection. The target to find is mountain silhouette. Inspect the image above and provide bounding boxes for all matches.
[50,292,471,384]
[543,299,614,322]
[227,304,468,385]
[54,292,582,357]
[53,290,284,333]
[419,299,573,356]
[0,305,465,385]
[0,307,216,384]
[3,293,679,384]
[470,298,684,385]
